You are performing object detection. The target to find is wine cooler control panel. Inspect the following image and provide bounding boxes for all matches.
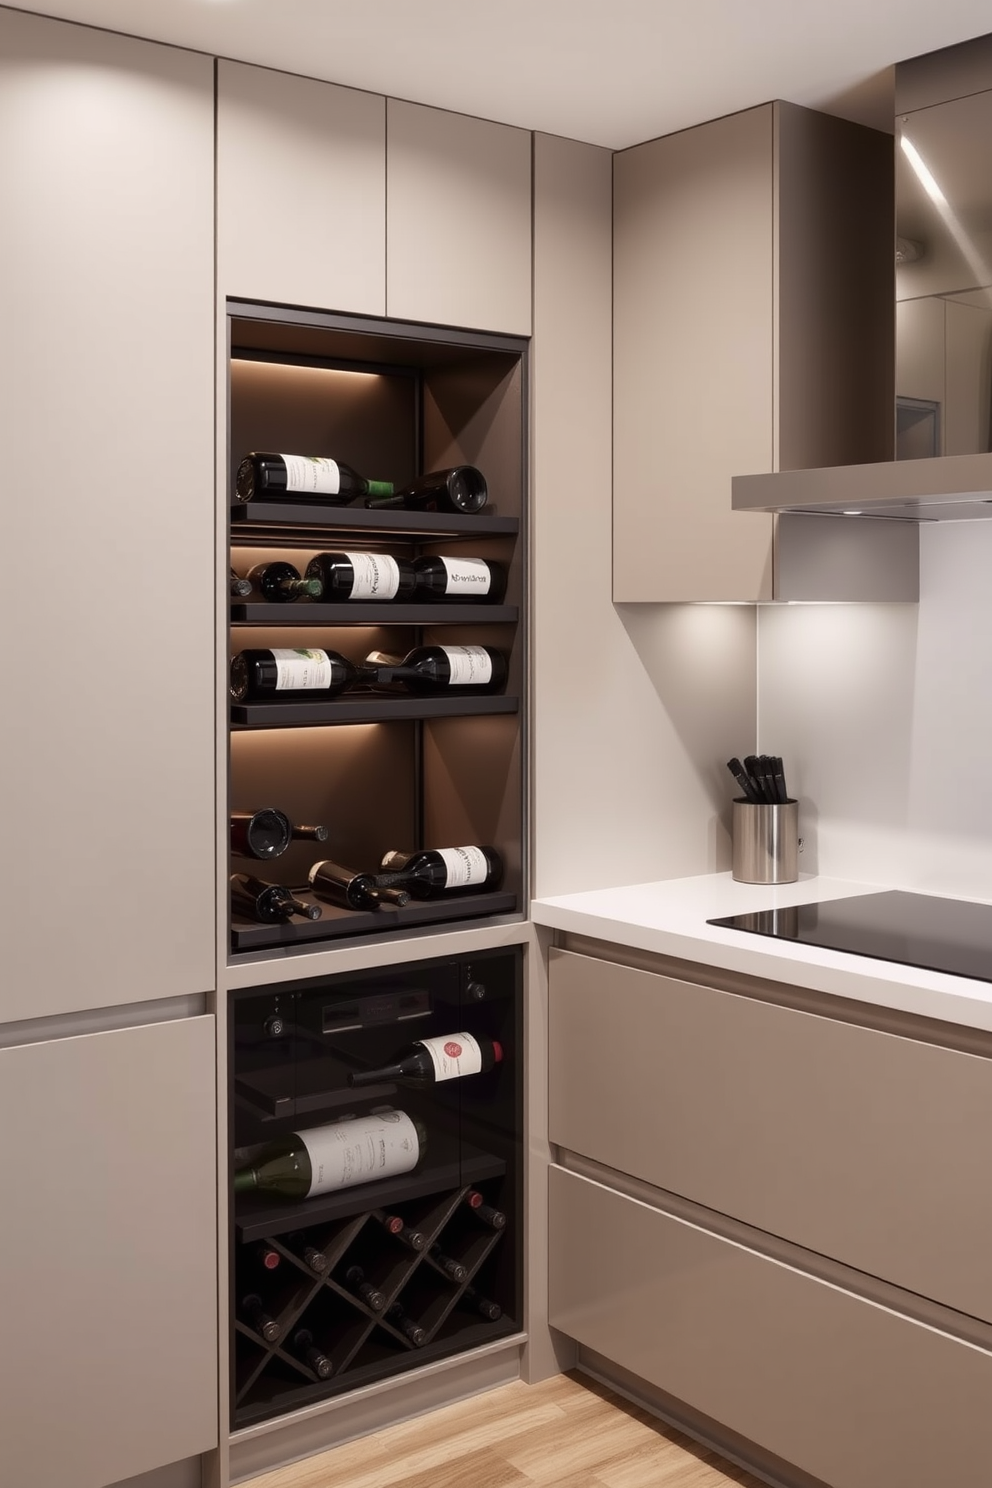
[230,946,522,1426]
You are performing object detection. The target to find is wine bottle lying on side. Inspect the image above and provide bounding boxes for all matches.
[230,648,358,702]
[246,560,323,603]
[304,550,417,602]
[413,555,507,603]
[378,846,503,898]
[230,873,321,925]
[362,646,508,695]
[363,465,487,514]
[308,859,410,912]
[349,1031,503,1088]
[235,452,394,503]
[233,1110,427,1200]
[230,809,327,860]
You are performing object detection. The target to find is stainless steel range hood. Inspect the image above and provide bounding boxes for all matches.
[733,451,992,522]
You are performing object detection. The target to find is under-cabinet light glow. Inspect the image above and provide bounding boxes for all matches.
[843,510,863,516]
[231,359,381,380]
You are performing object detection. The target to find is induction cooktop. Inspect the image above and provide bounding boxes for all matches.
[707,890,992,983]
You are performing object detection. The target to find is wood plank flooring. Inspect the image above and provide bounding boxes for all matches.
[249,1371,767,1488]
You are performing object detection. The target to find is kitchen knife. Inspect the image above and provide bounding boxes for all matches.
[727,757,762,803]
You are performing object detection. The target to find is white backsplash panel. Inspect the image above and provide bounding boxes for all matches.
[759,521,992,898]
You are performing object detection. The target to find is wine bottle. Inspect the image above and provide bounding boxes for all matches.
[349,1031,502,1088]
[362,645,507,695]
[372,1211,426,1252]
[464,1190,507,1230]
[240,1293,280,1343]
[253,1243,281,1272]
[235,452,394,503]
[428,1244,467,1284]
[385,1301,426,1347]
[230,809,328,861]
[246,560,323,603]
[462,1285,502,1322]
[364,466,487,515]
[308,860,411,913]
[413,555,507,603]
[230,873,322,924]
[344,1265,386,1312]
[233,1110,426,1200]
[377,846,503,899]
[230,568,252,598]
[285,1232,328,1274]
[230,648,357,702]
[304,551,417,603]
[289,1328,333,1380]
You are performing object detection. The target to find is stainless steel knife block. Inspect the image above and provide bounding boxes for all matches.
[732,800,799,884]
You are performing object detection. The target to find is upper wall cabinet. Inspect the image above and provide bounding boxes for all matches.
[217,60,386,313]
[386,100,532,334]
[0,10,216,1019]
[613,102,894,602]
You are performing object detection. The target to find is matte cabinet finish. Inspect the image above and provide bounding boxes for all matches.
[386,99,532,334]
[549,948,992,1322]
[0,1018,218,1488]
[549,1167,992,1488]
[217,61,386,313]
[0,9,216,1019]
[613,101,893,601]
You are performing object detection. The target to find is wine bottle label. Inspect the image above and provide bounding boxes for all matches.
[440,557,492,596]
[344,551,401,600]
[436,845,490,887]
[298,1110,420,1197]
[279,454,341,494]
[271,648,333,691]
[415,1032,483,1082]
[440,646,493,686]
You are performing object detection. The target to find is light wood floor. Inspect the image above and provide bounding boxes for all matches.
[250,1371,767,1488]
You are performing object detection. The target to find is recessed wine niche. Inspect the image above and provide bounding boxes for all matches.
[227,302,527,955]
[230,947,522,1426]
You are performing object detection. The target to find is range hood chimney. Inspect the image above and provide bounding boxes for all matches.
[733,32,992,524]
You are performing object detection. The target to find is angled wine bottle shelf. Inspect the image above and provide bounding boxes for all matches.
[230,602,519,625]
[230,889,518,954]
[230,694,519,728]
[231,502,519,540]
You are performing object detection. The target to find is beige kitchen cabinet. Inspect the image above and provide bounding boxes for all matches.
[217,61,386,313]
[0,1016,218,1488]
[1,8,216,1020]
[386,99,532,334]
[613,101,894,601]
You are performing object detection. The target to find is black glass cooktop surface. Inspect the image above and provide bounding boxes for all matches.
[707,890,992,983]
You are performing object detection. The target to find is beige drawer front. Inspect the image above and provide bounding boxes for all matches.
[549,947,992,1321]
[549,1166,992,1488]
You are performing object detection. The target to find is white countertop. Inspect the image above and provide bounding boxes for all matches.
[532,872,992,1033]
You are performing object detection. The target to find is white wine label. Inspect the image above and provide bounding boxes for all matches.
[436,845,489,887]
[440,645,493,686]
[440,557,492,596]
[271,648,333,691]
[415,1032,483,1082]
[279,454,341,495]
[345,551,401,600]
[299,1110,420,1197]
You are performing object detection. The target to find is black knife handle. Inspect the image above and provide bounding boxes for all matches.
[727,757,762,803]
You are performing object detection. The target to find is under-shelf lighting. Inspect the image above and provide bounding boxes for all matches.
[231,358,381,381]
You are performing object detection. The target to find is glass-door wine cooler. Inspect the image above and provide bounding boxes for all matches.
[229,946,522,1426]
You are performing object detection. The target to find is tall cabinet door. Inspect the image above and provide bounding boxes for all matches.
[387,99,532,333]
[0,1017,218,1488]
[0,10,216,1020]
[217,60,386,312]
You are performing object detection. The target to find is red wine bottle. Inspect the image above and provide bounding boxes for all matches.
[230,809,328,860]
[308,860,411,912]
[413,555,506,603]
[464,1190,507,1230]
[240,1293,280,1343]
[253,1243,281,1272]
[344,1265,386,1312]
[235,452,393,503]
[285,1232,329,1274]
[246,560,323,603]
[230,568,252,598]
[385,1301,426,1347]
[289,1328,333,1379]
[230,648,357,702]
[230,873,321,925]
[364,466,487,514]
[350,1032,502,1088]
[462,1285,502,1321]
[234,1112,426,1200]
[373,1211,426,1252]
[304,551,417,602]
[428,1244,467,1283]
[378,846,503,899]
[363,645,507,695]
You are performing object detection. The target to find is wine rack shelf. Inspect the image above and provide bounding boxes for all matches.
[231,889,518,953]
[230,602,518,625]
[231,502,519,540]
[233,1177,515,1426]
[230,694,519,728]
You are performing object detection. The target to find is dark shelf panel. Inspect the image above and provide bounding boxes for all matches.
[230,889,519,953]
[231,503,519,540]
[230,694,519,727]
[230,602,518,625]
[234,1139,506,1244]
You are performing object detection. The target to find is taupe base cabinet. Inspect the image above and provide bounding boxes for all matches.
[547,945,992,1488]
